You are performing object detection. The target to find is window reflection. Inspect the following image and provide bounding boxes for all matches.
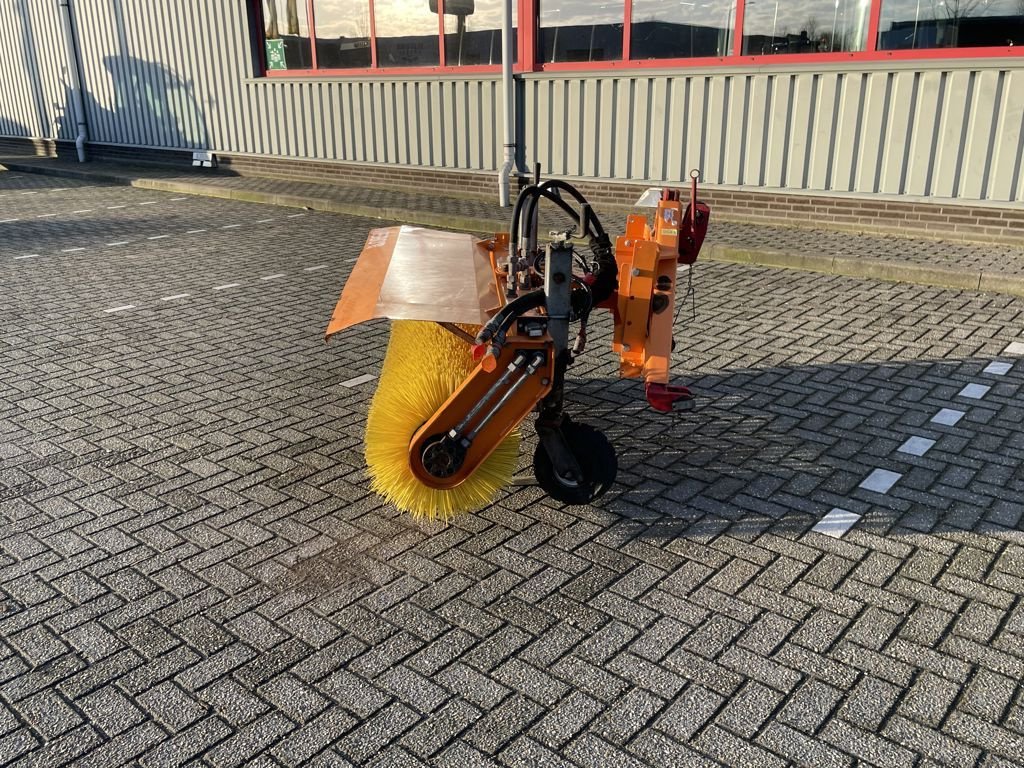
[443,0,518,65]
[631,0,737,58]
[262,0,312,69]
[313,0,372,68]
[742,0,871,54]
[878,0,1022,48]
[375,0,441,67]
[539,1,625,62]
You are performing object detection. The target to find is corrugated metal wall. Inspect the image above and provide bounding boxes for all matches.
[1,0,1022,202]
[0,0,74,141]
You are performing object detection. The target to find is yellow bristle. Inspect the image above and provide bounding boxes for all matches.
[364,320,520,520]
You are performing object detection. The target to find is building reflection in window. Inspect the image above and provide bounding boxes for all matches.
[539,1,625,62]
[742,0,871,54]
[376,0,441,67]
[262,0,312,68]
[443,0,518,66]
[878,0,1022,49]
[631,0,737,58]
[312,0,372,68]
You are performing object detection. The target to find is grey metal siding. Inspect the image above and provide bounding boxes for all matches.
[1,1,1022,203]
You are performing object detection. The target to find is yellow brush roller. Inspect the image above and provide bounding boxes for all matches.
[364,320,520,520]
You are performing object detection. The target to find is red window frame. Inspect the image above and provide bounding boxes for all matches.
[254,0,1022,78]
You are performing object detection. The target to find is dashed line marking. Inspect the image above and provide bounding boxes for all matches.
[1002,341,1024,356]
[0,218,20,224]
[859,469,902,494]
[107,241,131,246]
[255,218,275,224]
[187,229,207,234]
[147,235,170,240]
[14,254,39,260]
[898,437,936,457]
[287,213,307,218]
[303,265,328,271]
[983,362,1012,376]
[161,293,191,301]
[260,273,285,280]
[212,283,240,291]
[931,408,965,426]
[72,209,93,213]
[338,373,377,388]
[811,508,861,538]
[222,224,242,229]
[169,197,188,201]
[36,213,58,218]
[61,247,86,253]
[20,191,38,195]
[957,383,990,399]
[104,305,135,313]
[138,201,158,206]
[107,205,127,209]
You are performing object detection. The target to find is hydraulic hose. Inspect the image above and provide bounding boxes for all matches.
[475,289,546,345]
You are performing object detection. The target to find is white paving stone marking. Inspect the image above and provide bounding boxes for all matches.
[161,294,191,301]
[898,436,936,457]
[147,235,170,240]
[104,305,135,313]
[303,265,328,271]
[61,247,85,253]
[957,383,991,399]
[1003,341,1024,356]
[811,508,861,538]
[107,241,131,246]
[983,362,1013,376]
[186,229,207,234]
[338,373,377,388]
[222,224,242,229]
[932,408,965,426]
[859,469,902,494]
[14,254,39,260]
[260,273,285,280]
[212,283,240,291]
[287,213,307,218]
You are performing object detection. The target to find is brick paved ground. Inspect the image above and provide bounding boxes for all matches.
[1,169,1023,767]
[5,154,1024,277]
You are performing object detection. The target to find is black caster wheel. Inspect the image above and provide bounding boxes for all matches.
[533,422,618,504]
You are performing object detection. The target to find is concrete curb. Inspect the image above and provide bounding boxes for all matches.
[5,160,1024,298]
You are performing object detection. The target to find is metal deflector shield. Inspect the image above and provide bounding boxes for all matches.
[325,225,498,339]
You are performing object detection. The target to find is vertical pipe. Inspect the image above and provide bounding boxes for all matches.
[498,0,515,206]
[58,0,87,161]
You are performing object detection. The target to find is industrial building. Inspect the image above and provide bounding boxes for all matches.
[1,1,1022,243]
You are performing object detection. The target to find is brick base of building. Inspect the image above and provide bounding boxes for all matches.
[3,137,1021,247]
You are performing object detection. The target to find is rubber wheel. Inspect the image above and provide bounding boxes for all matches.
[533,422,618,504]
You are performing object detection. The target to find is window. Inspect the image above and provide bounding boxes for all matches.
[631,0,737,59]
[742,0,872,55]
[257,0,518,72]
[312,0,372,69]
[262,0,312,70]
[878,0,1024,49]
[539,1,625,62]
[445,0,519,66]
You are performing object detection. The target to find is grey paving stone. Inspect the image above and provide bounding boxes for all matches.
[2,171,1024,766]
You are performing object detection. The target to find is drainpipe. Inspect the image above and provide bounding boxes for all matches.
[497,0,514,207]
[58,0,88,161]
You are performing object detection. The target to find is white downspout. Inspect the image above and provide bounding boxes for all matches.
[58,0,88,162]
[498,0,514,207]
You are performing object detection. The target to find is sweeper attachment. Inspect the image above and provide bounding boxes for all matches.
[326,172,710,519]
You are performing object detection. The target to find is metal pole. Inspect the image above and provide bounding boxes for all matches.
[58,0,88,162]
[498,0,515,206]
